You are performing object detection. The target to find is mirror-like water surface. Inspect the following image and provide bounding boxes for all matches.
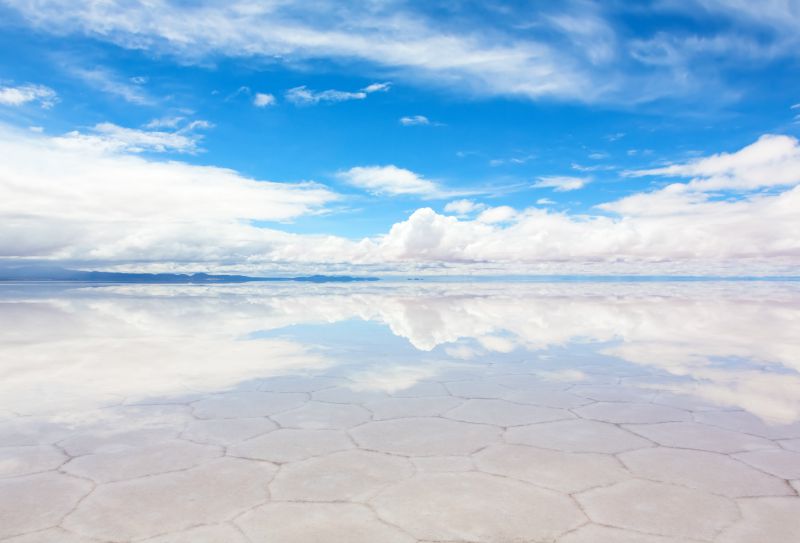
[1,282,799,542]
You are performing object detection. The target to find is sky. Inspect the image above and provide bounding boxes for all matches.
[0,0,799,275]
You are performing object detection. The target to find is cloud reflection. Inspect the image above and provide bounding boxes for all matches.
[0,282,798,422]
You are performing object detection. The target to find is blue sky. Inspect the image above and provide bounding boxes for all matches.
[0,1,799,274]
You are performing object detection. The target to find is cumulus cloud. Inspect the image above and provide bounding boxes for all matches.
[533,175,589,191]
[0,83,57,108]
[365,134,800,271]
[399,115,430,126]
[374,181,798,269]
[253,92,277,107]
[337,165,446,198]
[477,206,517,224]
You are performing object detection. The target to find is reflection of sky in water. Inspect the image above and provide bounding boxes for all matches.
[1,281,799,422]
[3,281,800,542]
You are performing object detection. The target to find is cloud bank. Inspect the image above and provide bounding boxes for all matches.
[0,124,798,274]
[0,123,338,263]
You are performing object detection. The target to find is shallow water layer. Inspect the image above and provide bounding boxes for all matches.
[1,281,799,542]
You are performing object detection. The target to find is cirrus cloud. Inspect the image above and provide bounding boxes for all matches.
[55,121,212,154]
[285,82,389,106]
[0,0,592,102]
[533,175,590,191]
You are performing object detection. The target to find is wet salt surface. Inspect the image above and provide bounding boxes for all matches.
[0,281,799,542]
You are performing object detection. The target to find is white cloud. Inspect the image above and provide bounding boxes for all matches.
[533,175,589,191]
[7,1,800,105]
[253,92,277,107]
[144,116,185,129]
[628,134,800,192]
[490,154,536,167]
[792,103,800,109]
[399,115,430,126]
[1,130,798,273]
[0,83,57,108]
[571,162,614,172]
[363,82,391,93]
[536,198,555,205]
[55,121,211,154]
[364,136,799,270]
[71,66,153,105]
[285,86,366,105]
[683,0,800,37]
[477,206,517,224]
[444,199,485,216]
[0,123,338,262]
[283,82,386,105]
[338,165,445,198]
[3,1,594,102]
[225,85,251,101]
[373,188,799,270]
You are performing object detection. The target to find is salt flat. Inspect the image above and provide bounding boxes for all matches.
[1,281,799,542]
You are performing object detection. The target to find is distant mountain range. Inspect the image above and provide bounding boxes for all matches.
[0,266,378,284]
